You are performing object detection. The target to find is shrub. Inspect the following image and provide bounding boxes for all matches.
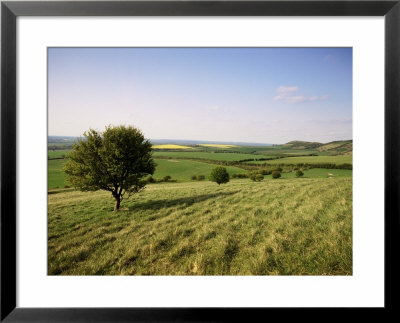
[295,170,304,178]
[191,175,198,180]
[248,171,263,181]
[163,175,171,182]
[274,167,283,172]
[272,171,281,179]
[209,166,230,185]
[197,175,205,181]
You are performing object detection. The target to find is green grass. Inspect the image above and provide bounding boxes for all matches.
[249,155,353,165]
[277,168,352,179]
[48,159,66,189]
[48,157,247,189]
[48,178,352,275]
[153,151,271,161]
[48,150,71,159]
[153,159,246,181]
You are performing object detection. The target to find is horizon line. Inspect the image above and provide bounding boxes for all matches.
[48,135,353,146]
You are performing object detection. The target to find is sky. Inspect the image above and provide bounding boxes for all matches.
[48,47,352,144]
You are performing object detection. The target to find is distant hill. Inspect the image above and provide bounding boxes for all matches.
[282,140,352,155]
[317,140,353,155]
[283,141,323,150]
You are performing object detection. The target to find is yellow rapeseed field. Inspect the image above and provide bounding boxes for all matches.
[198,144,238,148]
[153,144,192,149]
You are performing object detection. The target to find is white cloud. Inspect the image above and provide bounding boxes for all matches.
[285,95,308,104]
[276,86,299,93]
[273,86,329,104]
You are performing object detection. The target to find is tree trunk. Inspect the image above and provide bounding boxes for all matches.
[114,196,121,211]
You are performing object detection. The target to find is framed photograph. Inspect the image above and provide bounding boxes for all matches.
[1,0,399,321]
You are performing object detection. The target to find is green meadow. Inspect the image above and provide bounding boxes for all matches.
[48,177,352,275]
[48,140,353,276]
[251,155,353,165]
[48,159,66,189]
[48,150,71,159]
[153,151,270,161]
[153,159,246,181]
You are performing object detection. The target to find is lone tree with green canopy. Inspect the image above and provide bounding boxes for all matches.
[63,125,156,211]
[209,166,230,185]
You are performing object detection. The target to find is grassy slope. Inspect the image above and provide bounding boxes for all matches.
[48,178,352,275]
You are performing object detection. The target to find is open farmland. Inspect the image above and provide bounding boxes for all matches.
[277,168,352,179]
[153,159,246,181]
[198,144,238,148]
[48,159,66,189]
[250,155,353,165]
[47,141,353,189]
[153,151,272,161]
[48,177,352,275]
[48,150,72,159]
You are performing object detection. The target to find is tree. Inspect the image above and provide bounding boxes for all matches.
[209,166,230,185]
[63,125,155,211]
[295,170,304,178]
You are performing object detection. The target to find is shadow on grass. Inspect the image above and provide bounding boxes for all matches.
[128,191,239,212]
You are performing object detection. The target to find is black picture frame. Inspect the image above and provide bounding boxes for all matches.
[1,0,399,321]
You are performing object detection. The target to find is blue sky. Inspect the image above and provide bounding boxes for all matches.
[48,48,352,144]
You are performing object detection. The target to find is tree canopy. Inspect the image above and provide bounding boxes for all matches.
[209,166,230,185]
[63,125,155,211]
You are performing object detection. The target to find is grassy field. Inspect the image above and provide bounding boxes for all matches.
[48,177,352,275]
[153,159,246,181]
[48,150,71,159]
[48,155,351,189]
[48,158,247,189]
[250,155,353,165]
[279,168,352,179]
[48,159,66,189]
[153,151,271,161]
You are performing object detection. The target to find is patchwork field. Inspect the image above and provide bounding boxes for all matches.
[153,151,271,161]
[48,177,352,275]
[251,155,353,165]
